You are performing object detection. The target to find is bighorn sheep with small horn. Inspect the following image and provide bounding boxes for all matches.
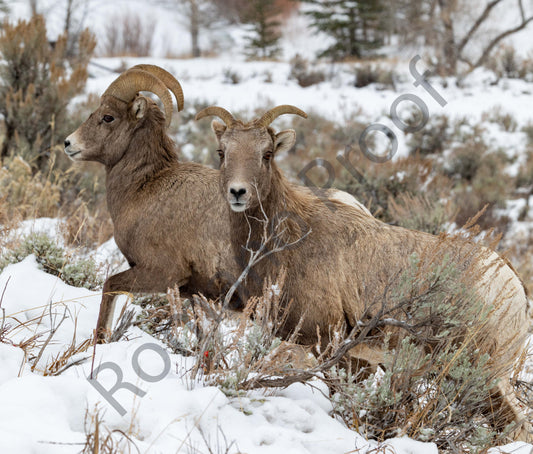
[64,67,364,342]
[197,104,532,441]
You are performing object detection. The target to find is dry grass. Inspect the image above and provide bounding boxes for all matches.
[82,405,140,454]
[507,237,533,298]
[0,151,112,249]
[0,220,102,375]
[0,156,62,219]
[59,201,113,249]
[132,275,315,395]
[0,295,96,380]
[388,193,455,235]
[43,336,93,376]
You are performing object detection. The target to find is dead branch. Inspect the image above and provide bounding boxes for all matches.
[458,0,533,74]
[456,0,503,54]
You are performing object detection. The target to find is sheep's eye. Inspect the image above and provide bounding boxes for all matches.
[102,115,114,123]
[263,151,273,161]
[217,149,225,159]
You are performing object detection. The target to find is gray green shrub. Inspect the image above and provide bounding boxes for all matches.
[329,253,513,452]
[0,233,102,290]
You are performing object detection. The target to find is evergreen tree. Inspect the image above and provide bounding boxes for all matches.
[243,0,281,59]
[302,0,384,59]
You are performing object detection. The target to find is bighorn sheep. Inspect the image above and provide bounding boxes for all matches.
[63,67,365,342]
[196,105,532,441]
[64,65,243,341]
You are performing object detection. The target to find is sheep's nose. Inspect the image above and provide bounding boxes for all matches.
[64,139,71,148]
[230,187,247,199]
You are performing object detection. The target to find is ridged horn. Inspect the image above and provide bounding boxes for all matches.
[130,64,184,112]
[195,106,236,127]
[103,68,173,128]
[257,105,308,127]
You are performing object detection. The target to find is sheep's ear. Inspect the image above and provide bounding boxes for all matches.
[212,120,226,141]
[132,96,148,120]
[274,129,296,155]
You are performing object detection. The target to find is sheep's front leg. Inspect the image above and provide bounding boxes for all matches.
[95,267,188,343]
[95,289,119,343]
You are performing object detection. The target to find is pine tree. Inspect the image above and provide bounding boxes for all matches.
[243,0,281,59]
[302,0,384,60]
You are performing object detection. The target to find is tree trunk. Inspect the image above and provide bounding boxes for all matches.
[189,0,200,57]
[348,7,358,58]
[437,0,457,75]
[28,0,38,16]
[64,0,72,37]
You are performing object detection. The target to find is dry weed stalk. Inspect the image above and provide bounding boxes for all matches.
[30,301,70,372]
[388,192,455,235]
[0,276,11,344]
[82,405,140,454]
[148,271,314,393]
[108,301,136,343]
[0,279,97,377]
[60,201,114,249]
[191,424,238,454]
[44,338,92,376]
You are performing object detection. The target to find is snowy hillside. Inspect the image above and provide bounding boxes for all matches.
[0,218,531,453]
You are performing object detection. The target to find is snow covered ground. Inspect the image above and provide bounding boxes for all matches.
[0,222,427,453]
[0,218,531,453]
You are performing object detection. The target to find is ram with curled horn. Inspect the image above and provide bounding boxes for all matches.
[198,104,533,441]
[64,65,243,342]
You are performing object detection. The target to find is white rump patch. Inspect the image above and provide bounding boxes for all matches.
[329,190,372,216]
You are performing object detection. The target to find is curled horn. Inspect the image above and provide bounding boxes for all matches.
[130,64,184,112]
[257,105,308,127]
[195,106,237,127]
[103,68,173,128]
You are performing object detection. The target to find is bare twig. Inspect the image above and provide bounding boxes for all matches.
[31,301,68,372]
[108,305,136,343]
[0,276,11,343]
[223,187,311,309]
[0,275,10,309]
[51,355,91,376]
[458,0,533,74]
